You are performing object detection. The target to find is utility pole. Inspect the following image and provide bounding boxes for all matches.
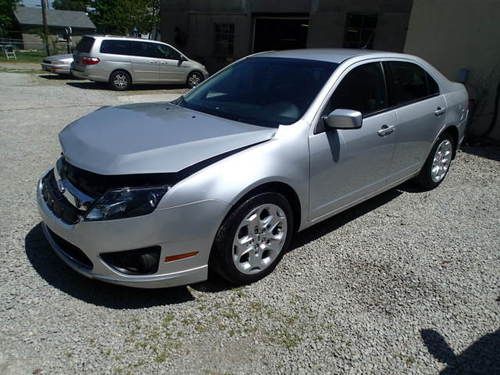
[41,0,50,55]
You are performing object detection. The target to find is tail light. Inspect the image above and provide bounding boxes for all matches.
[81,56,100,65]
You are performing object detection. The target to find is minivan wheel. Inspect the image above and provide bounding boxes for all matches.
[109,70,131,91]
[187,71,204,88]
[416,133,454,190]
[210,192,294,285]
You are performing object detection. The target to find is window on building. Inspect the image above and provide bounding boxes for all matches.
[214,23,235,57]
[343,13,378,49]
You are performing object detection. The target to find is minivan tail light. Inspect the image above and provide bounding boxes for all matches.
[81,56,100,65]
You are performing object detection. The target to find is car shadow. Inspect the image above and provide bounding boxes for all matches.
[192,187,403,293]
[290,187,402,250]
[421,328,500,374]
[38,74,82,80]
[66,81,187,91]
[25,223,195,309]
[460,145,500,162]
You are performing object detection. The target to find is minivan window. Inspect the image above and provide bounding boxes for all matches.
[179,57,338,127]
[100,40,131,55]
[325,62,387,116]
[386,61,439,106]
[75,36,94,53]
[159,45,181,60]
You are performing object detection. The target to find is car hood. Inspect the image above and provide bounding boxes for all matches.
[59,102,276,175]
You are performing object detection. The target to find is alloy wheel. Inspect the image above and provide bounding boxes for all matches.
[431,139,452,182]
[232,204,288,275]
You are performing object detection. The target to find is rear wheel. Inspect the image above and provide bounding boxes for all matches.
[109,70,131,91]
[210,192,294,285]
[186,71,204,88]
[416,133,454,189]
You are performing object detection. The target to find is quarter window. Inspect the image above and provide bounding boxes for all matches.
[385,61,440,106]
[325,62,387,116]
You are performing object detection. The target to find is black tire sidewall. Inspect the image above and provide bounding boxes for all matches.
[210,192,294,285]
[417,133,454,189]
[110,71,130,91]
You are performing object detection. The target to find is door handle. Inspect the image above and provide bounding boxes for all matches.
[377,124,394,137]
[434,107,446,116]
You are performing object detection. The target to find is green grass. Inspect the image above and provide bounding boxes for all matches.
[0,50,47,63]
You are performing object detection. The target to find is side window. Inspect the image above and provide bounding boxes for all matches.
[426,73,440,96]
[324,62,387,116]
[158,45,181,60]
[100,40,131,55]
[386,61,438,106]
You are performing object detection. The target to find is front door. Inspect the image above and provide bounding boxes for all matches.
[157,44,189,83]
[309,62,397,222]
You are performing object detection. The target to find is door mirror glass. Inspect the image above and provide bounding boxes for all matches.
[323,109,363,129]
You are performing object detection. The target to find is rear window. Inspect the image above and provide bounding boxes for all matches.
[100,40,131,55]
[385,61,440,106]
[75,36,94,53]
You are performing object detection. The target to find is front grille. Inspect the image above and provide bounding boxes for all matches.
[42,170,82,224]
[42,59,51,64]
[47,227,93,269]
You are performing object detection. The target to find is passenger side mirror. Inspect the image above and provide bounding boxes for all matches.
[323,109,363,129]
[178,55,188,66]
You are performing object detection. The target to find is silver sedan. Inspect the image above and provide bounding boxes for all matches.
[36,49,468,288]
[41,54,73,75]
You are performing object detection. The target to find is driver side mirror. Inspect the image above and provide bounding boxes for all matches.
[323,109,363,129]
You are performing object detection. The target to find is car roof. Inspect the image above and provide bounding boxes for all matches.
[252,48,411,64]
[84,35,165,43]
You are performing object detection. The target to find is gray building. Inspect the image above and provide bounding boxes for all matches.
[160,0,413,72]
[13,6,96,50]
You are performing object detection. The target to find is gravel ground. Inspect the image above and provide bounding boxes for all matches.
[0,72,499,374]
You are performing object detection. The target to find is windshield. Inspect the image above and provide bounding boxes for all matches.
[178,57,338,127]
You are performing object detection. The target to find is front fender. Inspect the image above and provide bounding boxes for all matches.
[157,123,310,230]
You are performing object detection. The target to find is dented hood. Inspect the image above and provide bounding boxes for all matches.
[59,102,276,175]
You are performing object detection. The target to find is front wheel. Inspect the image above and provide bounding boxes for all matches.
[415,133,454,190]
[186,71,204,88]
[210,192,294,285]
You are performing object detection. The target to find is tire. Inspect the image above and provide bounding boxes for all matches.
[210,192,294,285]
[109,70,131,91]
[186,71,204,88]
[415,132,455,190]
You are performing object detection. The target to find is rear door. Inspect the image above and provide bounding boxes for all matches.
[309,61,397,221]
[383,61,446,181]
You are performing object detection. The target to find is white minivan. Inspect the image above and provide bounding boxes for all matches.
[71,35,209,90]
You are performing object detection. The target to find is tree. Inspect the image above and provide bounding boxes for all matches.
[90,0,159,36]
[0,0,19,37]
[52,0,89,12]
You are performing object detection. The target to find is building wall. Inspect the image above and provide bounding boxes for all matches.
[308,0,412,51]
[404,0,500,140]
[160,0,413,72]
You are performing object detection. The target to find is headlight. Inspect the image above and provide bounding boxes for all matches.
[85,186,169,221]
